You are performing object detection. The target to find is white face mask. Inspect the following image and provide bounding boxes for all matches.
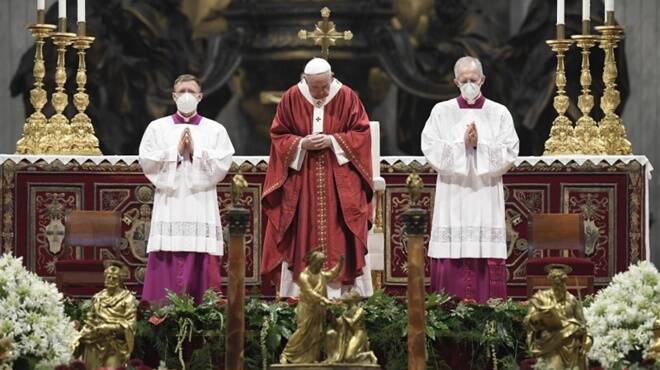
[460,82,481,102]
[175,93,199,114]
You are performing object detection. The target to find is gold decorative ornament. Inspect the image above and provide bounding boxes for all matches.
[69,34,102,155]
[325,290,378,365]
[571,32,605,154]
[373,190,384,233]
[75,260,138,369]
[279,250,343,364]
[16,23,57,154]
[524,264,593,370]
[391,0,435,48]
[40,31,76,154]
[405,172,423,207]
[231,171,248,207]
[595,23,632,155]
[298,7,353,59]
[544,27,578,155]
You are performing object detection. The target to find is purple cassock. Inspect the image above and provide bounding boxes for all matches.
[426,94,513,304]
[141,251,222,304]
[140,112,226,304]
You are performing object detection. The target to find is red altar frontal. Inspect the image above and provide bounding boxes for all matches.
[0,155,652,299]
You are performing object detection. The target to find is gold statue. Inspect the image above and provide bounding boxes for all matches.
[230,171,248,207]
[405,172,423,207]
[0,337,12,365]
[524,264,592,370]
[279,251,344,364]
[75,260,138,369]
[325,291,378,365]
[645,319,660,361]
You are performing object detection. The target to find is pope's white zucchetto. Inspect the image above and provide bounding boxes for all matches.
[304,57,332,75]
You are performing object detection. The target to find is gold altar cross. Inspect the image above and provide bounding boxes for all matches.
[298,7,353,59]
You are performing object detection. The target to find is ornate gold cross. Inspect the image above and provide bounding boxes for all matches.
[298,7,353,59]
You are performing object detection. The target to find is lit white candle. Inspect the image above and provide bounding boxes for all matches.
[77,0,85,22]
[582,0,590,20]
[557,0,565,25]
[37,0,45,10]
[58,0,65,18]
[605,0,614,12]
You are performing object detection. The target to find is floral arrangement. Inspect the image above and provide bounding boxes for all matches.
[585,260,660,368]
[129,290,528,370]
[0,254,78,369]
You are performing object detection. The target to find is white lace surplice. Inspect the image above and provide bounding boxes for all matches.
[421,99,519,259]
[139,116,234,256]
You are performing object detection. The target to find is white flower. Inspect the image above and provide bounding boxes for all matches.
[585,260,660,368]
[0,254,78,368]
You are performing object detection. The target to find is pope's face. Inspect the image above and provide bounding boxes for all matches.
[305,73,333,100]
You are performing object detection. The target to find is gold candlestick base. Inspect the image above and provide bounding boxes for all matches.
[543,39,578,155]
[69,35,101,155]
[571,34,605,154]
[40,31,76,154]
[16,23,57,154]
[595,24,631,155]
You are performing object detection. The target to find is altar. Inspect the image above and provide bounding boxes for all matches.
[0,154,652,299]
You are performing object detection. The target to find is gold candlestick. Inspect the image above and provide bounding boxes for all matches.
[69,34,101,155]
[40,31,76,154]
[16,23,57,154]
[543,30,578,155]
[571,32,605,154]
[595,23,632,155]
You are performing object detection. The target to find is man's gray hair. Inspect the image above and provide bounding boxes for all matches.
[454,56,484,78]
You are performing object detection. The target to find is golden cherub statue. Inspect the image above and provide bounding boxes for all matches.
[524,264,592,370]
[405,172,423,207]
[279,250,344,364]
[75,260,138,369]
[230,171,248,207]
[325,290,378,365]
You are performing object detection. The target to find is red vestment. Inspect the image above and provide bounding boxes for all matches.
[261,82,373,286]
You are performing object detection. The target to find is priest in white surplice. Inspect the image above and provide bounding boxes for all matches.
[139,74,234,304]
[421,57,519,303]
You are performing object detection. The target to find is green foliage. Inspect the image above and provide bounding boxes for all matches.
[135,290,226,369]
[69,290,532,370]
